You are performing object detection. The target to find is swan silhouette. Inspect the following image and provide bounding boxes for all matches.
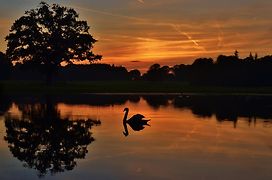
[123,107,150,136]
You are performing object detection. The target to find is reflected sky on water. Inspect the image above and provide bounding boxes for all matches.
[0,95,271,179]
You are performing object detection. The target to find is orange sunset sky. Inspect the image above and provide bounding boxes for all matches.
[1,0,272,71]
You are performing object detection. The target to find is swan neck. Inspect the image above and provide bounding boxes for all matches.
[123,110,129,122]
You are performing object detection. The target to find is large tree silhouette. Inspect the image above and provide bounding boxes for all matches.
[5,2,101,84]
[4,100,101,177]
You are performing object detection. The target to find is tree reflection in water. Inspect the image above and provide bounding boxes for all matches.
[4,101,101,177]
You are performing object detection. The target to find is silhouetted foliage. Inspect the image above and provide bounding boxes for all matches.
[8,63,135,81]
[172,64,189,81]
[59,64,129,81]
[142,64,173,81]
[4,98,101,177]
[0,52,12,80]
[128,69,141,81]
[172,52,272,86]
[138,51,272,86]
[189,58,215,85]
[5,2,101,84]
[9,62,44,81]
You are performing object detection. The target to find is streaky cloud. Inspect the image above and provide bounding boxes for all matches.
[73,5,146,22]
[171,24,206,51]
[137,0,145,4]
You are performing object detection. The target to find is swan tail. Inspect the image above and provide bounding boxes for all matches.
[142,119,151,126]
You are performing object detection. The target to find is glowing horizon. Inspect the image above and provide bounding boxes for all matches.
[1,0,272,71]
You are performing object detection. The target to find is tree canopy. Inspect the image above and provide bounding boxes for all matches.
[5,2,101,83]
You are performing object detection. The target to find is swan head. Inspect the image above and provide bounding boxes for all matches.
[123,108,129,112]
[123,131,129,137]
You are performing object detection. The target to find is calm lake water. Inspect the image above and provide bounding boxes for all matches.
[0,94,271,180]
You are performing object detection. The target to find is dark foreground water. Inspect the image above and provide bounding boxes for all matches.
[0,94,271,180]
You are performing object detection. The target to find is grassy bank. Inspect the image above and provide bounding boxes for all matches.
[2,80,272,95]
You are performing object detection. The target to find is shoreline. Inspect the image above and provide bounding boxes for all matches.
[2,81,272,95]
[82,92,272,96]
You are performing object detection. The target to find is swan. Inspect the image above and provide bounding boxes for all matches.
[122,108,150,136]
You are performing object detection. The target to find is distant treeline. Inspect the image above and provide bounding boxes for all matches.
[142,51,272,86]
[1,51,272,86]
